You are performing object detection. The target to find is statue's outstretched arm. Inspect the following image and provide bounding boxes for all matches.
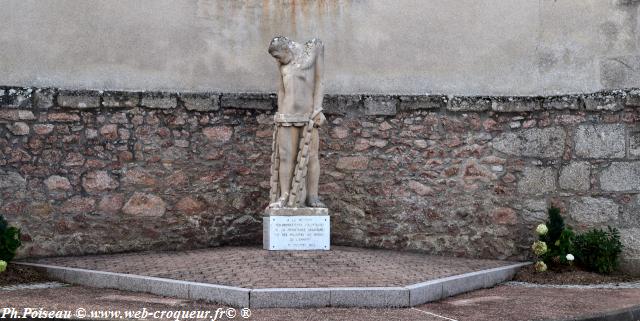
[312,40,324,113]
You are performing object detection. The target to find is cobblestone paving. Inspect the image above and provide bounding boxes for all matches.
[29,246,514,288]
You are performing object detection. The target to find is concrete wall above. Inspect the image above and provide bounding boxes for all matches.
[1,0,640,95]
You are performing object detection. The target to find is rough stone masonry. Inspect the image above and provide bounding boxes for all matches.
[1,87,639,275]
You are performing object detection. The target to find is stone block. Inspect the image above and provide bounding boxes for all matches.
[141,93,176,109]
[447,97,491,112]
[189,282,249,307]
[181,93,219,112]
[574,124,625,159]
[542,95,582,110]
[559,162,590,191]
[364,95,397,116]
[221,93,274,110]
[48,113,81,122]
[600,162,640,192]
[569,197,619,225]
[620,228,640,276]
[115,274,152,293]
[34,88,56,109]
[491,97,542,112]
[8,122,30,135]
[398,95,446,111]
[622,194,640,227]
[440,272,486,298]
[517,167,556,195]
[250,288,330,308]
[336,156,369,170]
[630,130,640,158]
[406,280,443,306]
[122,192,166,217]
[0,170,26,190]
[330,287,409,308]
[323,95,362,115]
[146,278,190,299]
[582,91,624,111]
[60,268,120,289]
[1,87,33,108]
[492,127,566,158]
[482,264,528,288]
[102,91,140,108]
[625,89,640,107]
[57,90,101,109]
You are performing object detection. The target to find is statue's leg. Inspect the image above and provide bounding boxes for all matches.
[278,126,300,200]
[306,128,326,207]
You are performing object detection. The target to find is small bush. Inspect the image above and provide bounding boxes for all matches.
[0,215,21,263]
[573,226,623,274]
[536,207,575,268]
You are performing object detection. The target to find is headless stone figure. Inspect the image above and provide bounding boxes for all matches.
[267,36,327,209]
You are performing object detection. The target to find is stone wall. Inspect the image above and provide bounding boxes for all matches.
[1,86,639,274]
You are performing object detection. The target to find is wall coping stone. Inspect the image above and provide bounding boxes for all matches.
[1,86,639,116]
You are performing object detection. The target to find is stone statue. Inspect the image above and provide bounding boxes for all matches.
[267,36,327,209]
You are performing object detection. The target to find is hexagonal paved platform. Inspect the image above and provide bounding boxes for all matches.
[19,246,529,308]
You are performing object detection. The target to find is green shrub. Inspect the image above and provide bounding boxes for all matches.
[0,215,21,263]
[573,226,623,274]
[538,207,575,267]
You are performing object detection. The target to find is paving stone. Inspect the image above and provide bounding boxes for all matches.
[492,127,566,158]
[27,246,513,289]
[559,162,590,191]
[569,197,619,225]
[330,287,409,308]
[574,124,625,159]
[600,162,640,192]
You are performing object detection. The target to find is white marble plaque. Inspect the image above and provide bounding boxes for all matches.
[263,215,330,250]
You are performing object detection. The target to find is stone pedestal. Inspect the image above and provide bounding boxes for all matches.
[263,207,330,251]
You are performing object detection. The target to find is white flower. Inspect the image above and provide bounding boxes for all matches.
[536,224,548,236]
[566,254,575,261]
[534,261,548,273]
[532,241,548,256]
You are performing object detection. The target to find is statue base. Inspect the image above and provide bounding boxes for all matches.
[263,207,330,251]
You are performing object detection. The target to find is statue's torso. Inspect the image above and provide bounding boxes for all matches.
[277,42,318,119]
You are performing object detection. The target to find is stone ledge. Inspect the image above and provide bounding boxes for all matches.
[2,86,640,113]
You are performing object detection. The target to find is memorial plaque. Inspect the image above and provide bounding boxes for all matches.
[263,216,330,250]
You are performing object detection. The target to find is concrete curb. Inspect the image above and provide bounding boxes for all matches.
[15,261,530,308]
